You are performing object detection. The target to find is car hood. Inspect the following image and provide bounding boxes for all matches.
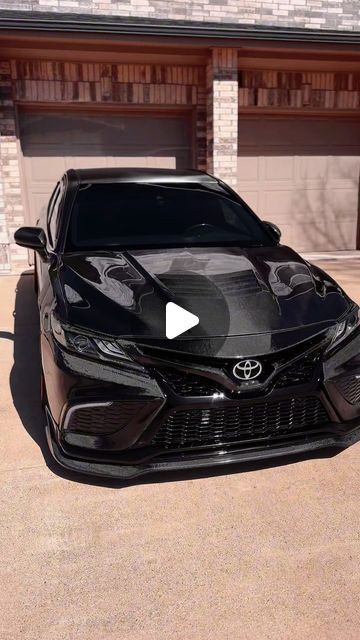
[55,245,351,356]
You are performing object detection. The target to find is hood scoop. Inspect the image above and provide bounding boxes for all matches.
[158,269,263,298]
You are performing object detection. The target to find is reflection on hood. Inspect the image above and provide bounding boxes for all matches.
[57,245,351,344]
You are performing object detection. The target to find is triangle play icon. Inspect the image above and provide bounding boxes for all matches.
[166,302,199,340]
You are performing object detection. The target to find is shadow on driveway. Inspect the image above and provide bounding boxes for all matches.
[3,272,342,488]
[7,273,52,465]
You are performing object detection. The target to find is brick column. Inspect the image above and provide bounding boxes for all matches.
[206,48,238,189]
[0,61,27,273]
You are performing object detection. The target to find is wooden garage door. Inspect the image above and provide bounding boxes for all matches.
[19,110,192,226]
[237,116,360,251]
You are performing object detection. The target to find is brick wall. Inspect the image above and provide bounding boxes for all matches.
[239,70,360,109]
[207,49,238,188]
[0,0,359,31]
[0,62,27,273]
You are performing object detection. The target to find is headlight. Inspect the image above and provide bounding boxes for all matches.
[326,307,360,354]
[50,312,132,362]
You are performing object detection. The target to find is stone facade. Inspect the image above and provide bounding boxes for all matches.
[239,70,360,109]
[0,1,359,31]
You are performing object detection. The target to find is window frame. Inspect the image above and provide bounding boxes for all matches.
[47,180,65,249]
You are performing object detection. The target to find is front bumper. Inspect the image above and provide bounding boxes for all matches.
[45,408,360,479]
[42,330,360,479]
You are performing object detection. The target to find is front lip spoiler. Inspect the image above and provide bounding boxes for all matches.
[45,412,360,480]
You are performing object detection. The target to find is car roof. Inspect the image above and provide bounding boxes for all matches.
[67,168,219,185]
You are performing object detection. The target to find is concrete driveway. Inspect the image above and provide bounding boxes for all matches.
[1,258,360,640]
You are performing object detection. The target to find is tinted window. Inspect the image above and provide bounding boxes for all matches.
[48,182,64,246]
[67,182,274,250]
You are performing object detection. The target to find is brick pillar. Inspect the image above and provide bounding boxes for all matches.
[0,61,27,273]
[196,82,207,172]
[206,48,238,189]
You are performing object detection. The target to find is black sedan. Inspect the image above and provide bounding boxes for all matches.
[15,168,360,479]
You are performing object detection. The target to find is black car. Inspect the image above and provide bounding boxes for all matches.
[15,168,360,479]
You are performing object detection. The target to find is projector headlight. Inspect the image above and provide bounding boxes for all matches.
[50,312,132,362]
[326,307,360,355]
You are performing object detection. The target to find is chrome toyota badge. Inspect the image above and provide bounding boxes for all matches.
[233,359,262,380]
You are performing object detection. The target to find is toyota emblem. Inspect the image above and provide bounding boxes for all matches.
[233,359,262,381]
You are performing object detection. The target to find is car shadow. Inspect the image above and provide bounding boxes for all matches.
[7,273,54,468]
[5,272,342,488]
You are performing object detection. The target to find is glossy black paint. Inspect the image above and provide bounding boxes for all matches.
[15,168,360,479]
[58,245,350,347]
[262,220,281,243]
[14,226,48,259]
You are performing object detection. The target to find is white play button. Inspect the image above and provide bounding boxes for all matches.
[166,302,199,339]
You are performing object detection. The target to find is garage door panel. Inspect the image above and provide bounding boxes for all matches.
[237,157,260,182]
[262,187,358,223]
[29,194,49,224]
[298,156,360,183]
[298,156,330,181]
[292,188,332,216]
[69,156,109,170]
[239,191,260,212]
[104,156,145,168]
[238,117,360,251]
[149,156,177,168]
[328,156,360,181]
[24,156,66,182]
[295,220,356,252]
[19,111,192,226]
[262,190,297,218]
[264,156,295,181]
[330,189,359,218]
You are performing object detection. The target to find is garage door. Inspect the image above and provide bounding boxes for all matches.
[237,116,360,251]
[19,110,192,226]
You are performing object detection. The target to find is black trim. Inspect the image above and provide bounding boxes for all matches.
[45,414,360,480]
[0,10,360,46]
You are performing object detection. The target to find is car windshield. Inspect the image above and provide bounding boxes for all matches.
[67,182,274,250]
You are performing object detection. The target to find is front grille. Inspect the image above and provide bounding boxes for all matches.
[151,396,329,449]
[158,368,219,396]
[157,349,322,398]
[65,401,143,435]
[275,351,322,388]
[334,375,360,405]
[158,347,323,398]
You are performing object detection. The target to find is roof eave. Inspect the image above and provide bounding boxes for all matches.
[0,10,359,47]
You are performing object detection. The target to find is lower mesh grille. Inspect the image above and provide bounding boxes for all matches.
[151,396,329,449]
[65,401,143,435]
[334,375,360,405]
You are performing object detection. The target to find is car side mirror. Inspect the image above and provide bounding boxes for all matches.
[263,220,281,243]
[14,226,48,260]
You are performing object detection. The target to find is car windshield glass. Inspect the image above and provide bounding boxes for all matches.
[67,182,274,250]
